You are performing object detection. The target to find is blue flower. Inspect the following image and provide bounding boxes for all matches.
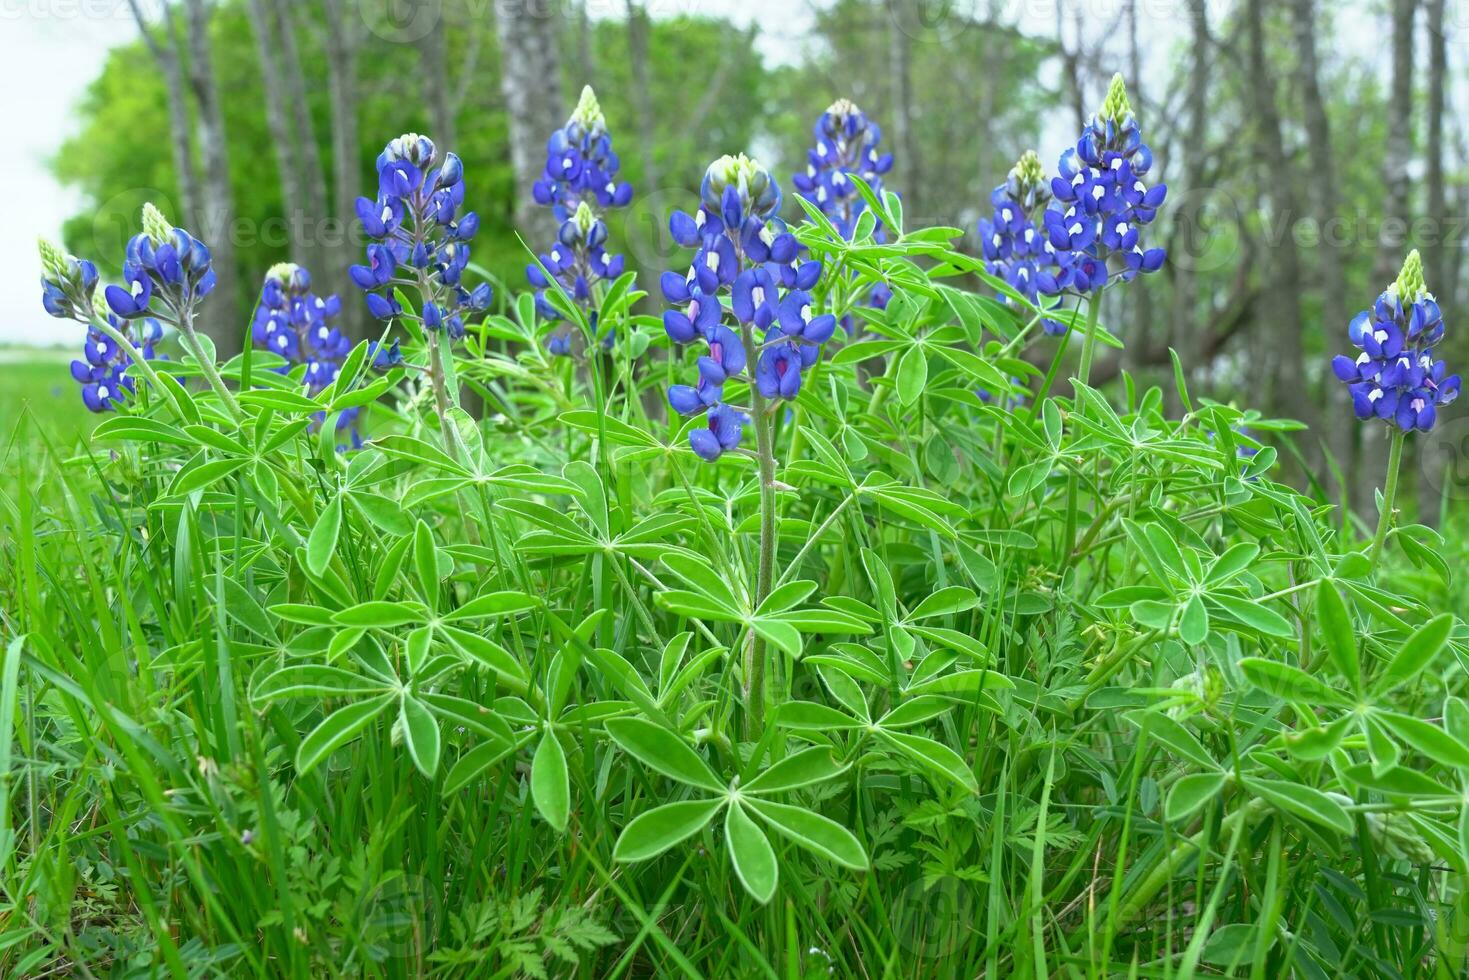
[1332,251,1459,432]
[68,313,162,413]
[1043,75,1167,294]
[792,99,894,241]
[252,262,349,389]
[351,133,491,339]
[689,404,750,462]
[102,204,215,322]
[38,239,99,323]
[529,88,632,355]
[662,155,831,462]
[976,151,1071,335]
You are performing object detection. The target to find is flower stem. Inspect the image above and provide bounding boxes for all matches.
[1368,426,1406,572]
[86,313,184,419]
[742,320,778,739]
[1075,291,1103,392]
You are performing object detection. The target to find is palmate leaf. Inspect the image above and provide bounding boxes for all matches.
[724,802,778,904]
[613,799,724,863]
[603,717,724,792]
[744,799,867,870]
[531,729,570,831]
[297,695,394,775]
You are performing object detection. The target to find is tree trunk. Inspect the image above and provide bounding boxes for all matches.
[1360,0,1418,521]
[495,0,565,237]
[888,0,919,222]
[1376,0,1419,284]
[420,10,457,148]
[126,1,201,232]
[1168,0,1209,411]
[1290,0,1355,508]
[1420,0,1448,526]
[245,0,315,270]
[182,0,242,353]
[1247,0,1319,473]
[625,0,658,193]
[321,0,365,341]
[271,0,328,256]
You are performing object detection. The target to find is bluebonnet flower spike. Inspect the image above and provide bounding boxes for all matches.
[1332,250,1459,432]
[1044,75,1167,295]
[528,86,632,355]
[351,133,490,338]
[661,153,832,462]
[977,151,1069,335]
[38,239,100,322]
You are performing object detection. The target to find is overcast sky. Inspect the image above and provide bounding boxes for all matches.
[0,0,1174,347]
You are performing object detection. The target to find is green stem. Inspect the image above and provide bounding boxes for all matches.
[1063,295,1103,561]
[85,314,184,420]
[743,323,778,739]
[1023,321,1075,424]
[178,312,242,421]
[1368,427,1407,572]
[1074,292,1103,392]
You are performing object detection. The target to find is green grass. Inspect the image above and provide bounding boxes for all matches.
[0,348,98,453]
[3,233,1468,978]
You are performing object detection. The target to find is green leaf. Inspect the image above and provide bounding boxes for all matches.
[1238,658,1347,705]
[400,695,441,777]
[441,625,528,686]
[1125,710,1218,770]
[613,799,723,863]
[907,586,978,621]
[413,520,439,611]
[1209,595,1295,638]
[603,717,724,792]
[746,798,867,870]
[297,695,393,775]
[895,345,928,406]
[1243,777,1352,835]
[306,496,343,577]
[1165,772,1227,823]
[725,802,778,903]
[744,747,851,795]
[331,601,425,629]
[1178,594,1209,645]
[250,665,388,704]
[1315,581,1360,690]
[1375,711,1469,769]
[878,729,978,794]
[531,729,570,832]
[443,590,540,621]
[1376,613,1454,696]
[776,701,863,731]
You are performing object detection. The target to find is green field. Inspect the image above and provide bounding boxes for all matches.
[0,349,98,453]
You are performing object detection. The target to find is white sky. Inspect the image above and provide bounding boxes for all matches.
[0,0,1224,346]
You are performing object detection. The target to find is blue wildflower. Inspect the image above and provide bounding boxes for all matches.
[350,133,491,339]
[38,239,99,323]
[102,203,216,321]
[253,263,364,446]
[1045,75,1167,294]
[978,151,1068,335]
[67,302,162,414]
[792,98,894,240]
[663,154,829,461]
[1332,251,1459,432]
[529,87,632,355]
[688,403,750,462]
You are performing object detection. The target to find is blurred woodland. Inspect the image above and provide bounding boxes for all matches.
[54,0,1469,519]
